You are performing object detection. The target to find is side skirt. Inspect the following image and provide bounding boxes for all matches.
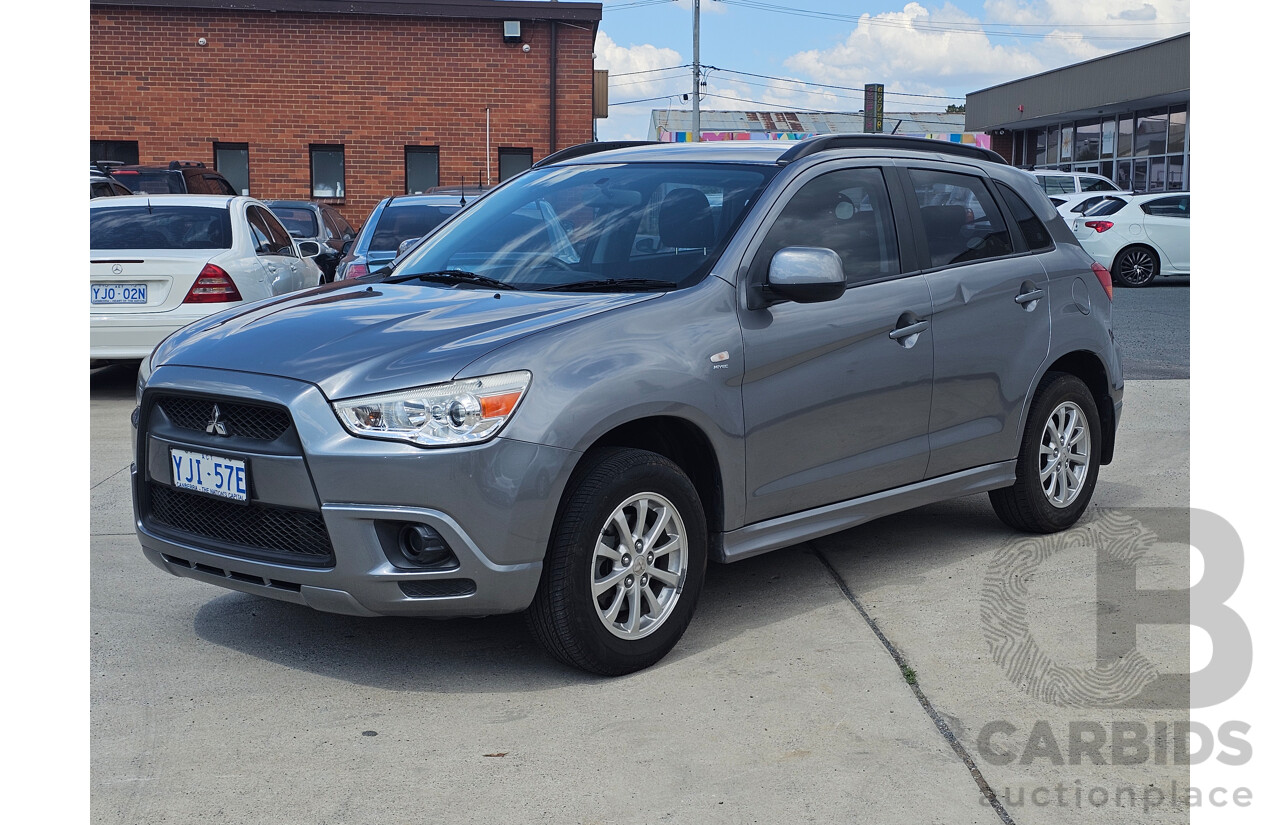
[717,461,1017,563]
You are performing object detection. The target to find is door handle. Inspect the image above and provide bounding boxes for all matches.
[889,320,930,340]
[1015,289,1045,305]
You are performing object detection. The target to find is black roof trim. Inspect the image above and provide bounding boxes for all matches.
[532,141,661,168]
[91,0,603,23]
[776,134,1007,166]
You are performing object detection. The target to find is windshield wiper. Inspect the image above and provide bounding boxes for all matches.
[383,270,516,290]
[538,278,678,293]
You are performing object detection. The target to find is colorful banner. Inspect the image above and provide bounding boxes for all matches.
[659,130,990,148]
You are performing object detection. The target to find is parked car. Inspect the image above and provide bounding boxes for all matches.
[132,136,1122,675]
[263,200,357,282]
[96,160,238,195]
[334,191,486,280]
[1026,169,1123,196]
[1070,192,1190,287]
[91,169,133,198]
[91,194,325,365]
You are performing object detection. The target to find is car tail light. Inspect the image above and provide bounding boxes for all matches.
[1091,261,1113,301]
[1083,220,1113,233]
[183,263,243,303]
[342,262,369,281]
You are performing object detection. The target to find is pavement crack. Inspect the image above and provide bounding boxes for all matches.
[92,465,131,491]
[809,543,1017,825]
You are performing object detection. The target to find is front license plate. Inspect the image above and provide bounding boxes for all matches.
[170,448,248,502]
[92,283,147,304]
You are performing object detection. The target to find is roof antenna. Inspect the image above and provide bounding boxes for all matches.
[459,177,466,207]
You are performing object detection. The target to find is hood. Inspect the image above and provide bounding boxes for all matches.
[153,281,656,398]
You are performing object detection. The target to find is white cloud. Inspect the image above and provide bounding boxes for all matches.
[784,3,1042,96]
[595,31,688,140]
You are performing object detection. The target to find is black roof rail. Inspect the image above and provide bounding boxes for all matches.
[776,134,1007,166]
[532,141,660,168]
[93,160,124,175]
[168,160,207,170]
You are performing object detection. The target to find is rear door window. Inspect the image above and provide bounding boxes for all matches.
[908,169,1013,267]
[995,182,1054,251]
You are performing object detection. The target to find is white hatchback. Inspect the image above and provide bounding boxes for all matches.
[1069,192,1190,287]
[91,195,325,363]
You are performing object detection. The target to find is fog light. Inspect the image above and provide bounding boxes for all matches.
[398,524,453,566]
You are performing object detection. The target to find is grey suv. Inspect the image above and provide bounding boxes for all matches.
[132,136,1122,675]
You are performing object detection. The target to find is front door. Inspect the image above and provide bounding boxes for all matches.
[739,164,934,523]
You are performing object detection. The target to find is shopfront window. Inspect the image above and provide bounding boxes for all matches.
[1168,106,1187,154]
[1074,120,1100,162]
[1134,109,1168,157]
[1117,115,1134,158]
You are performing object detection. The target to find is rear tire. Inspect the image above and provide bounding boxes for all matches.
[990,372,1101,533]
[1112,245,1159,287]
[526,448,707,675]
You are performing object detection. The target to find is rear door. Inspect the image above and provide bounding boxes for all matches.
[246,205,306,293]
[1141,195,1190,272]
[739,162,934,522]
[897,163,1052,478]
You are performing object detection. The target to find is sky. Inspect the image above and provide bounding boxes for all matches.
[592,0,1192,140]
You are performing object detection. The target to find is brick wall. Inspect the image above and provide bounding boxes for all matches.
[90,6,597,224]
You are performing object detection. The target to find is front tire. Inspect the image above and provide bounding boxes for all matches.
[1112,245,1159,287]
[526,448,707,675]
[990,372,1101,533]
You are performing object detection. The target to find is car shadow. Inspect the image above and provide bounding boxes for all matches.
[90,361,140,400]
[190,495,1023,687]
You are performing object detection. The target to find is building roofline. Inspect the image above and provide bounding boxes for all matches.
[90,0,603,22]
[967,32,1188,97]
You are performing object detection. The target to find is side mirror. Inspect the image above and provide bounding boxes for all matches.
[340,239,354,257]
[397,236,422,258]
[766,247,846,304]
[296,240,323,258]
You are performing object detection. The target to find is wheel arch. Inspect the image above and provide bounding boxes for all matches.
[1037,350,1116,465]
[576,416,726,555]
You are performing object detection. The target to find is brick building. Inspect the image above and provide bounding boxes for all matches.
[90,0,603,222]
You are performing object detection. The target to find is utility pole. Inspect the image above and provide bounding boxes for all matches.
[692,0,700,142]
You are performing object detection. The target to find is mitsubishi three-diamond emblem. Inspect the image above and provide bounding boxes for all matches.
[205,404,229,436]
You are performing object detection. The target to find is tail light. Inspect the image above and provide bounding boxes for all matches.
[1091,261,1113,301]
[341,262,369,281]
[1083,220,1113,233]
[183,263,243,303]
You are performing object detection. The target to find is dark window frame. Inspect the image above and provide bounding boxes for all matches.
[405,145,441,194]
[498,147,534,182]
[214,142,250,195]
[309,144,346,199]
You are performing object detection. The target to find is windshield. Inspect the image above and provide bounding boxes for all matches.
[369,203,463,252]
[393,162,775,290]
[90,206,233,249]
[269,206,320,237]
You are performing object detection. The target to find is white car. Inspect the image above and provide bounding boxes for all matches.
[1069,192,1190,287]
[91,195,325,363]
[1026,169,1124,196]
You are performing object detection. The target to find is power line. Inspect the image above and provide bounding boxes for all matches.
[716,0,1187,42]
[608,64,690,78]
[711,66,964,101]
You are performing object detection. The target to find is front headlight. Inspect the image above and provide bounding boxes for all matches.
[332,370,531,447]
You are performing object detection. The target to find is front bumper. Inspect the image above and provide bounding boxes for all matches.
[133,365,578,617]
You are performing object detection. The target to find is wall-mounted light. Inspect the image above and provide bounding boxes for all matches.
[503,21,522,43]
